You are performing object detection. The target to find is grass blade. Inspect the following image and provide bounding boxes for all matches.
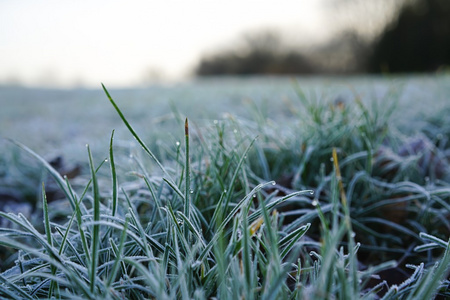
[42,182,58,297]
[109,130,118,217]
[106,218,128,288]
[87,144,100,294]
[9,139,76,210]
[184,118,191,240]
[221,136,258,214]
[102,83,173,181]
[279,223,310,259]
[42,183,53,247]
[199,181,274,262]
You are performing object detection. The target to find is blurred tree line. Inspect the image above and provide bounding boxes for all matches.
[369,0,450,72]
[195,0,450,76]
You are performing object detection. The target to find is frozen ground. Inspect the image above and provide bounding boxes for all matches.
[1,75,449,163]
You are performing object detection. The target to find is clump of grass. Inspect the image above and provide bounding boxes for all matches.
[0,84,449,299]
[246,85,450,266]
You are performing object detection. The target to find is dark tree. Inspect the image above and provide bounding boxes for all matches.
[194,31,315,76]
[369,0,450,73]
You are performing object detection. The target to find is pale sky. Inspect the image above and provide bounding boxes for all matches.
[0,0,338,88]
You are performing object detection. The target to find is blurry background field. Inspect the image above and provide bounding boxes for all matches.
[1,75,449,162]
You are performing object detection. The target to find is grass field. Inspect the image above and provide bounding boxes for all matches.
[0,75,449,299]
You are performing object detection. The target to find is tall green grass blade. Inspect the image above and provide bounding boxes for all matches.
[87,144,100,294]
[109,130,118,217]
[102,83,173,181]
[42,183,53,247]
[332,147,359,295]
[42,182,58,298]
[242,209,253,299]
[184,118,191,240]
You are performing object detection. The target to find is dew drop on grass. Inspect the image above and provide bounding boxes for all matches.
[213,120,218,125]
[176,141,180,146]
[223,189,227,194]
[233,129,238,134]
[309,190,314,195]
[311,200,319,207]
[104,159,108,162]
[272,181,276,185]
[252,194,256,198]
[330,157,334,162]
[190,190,194,194]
